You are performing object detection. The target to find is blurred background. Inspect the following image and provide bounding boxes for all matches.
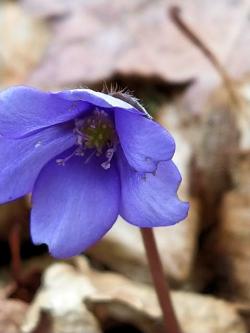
[0,0,250,332]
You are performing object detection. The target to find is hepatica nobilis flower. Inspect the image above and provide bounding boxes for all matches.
[0,86,189,258]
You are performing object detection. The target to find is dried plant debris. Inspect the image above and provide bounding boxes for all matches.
[20,0,250,112]
[0,198,29,242]
[21,260,101,333]
[88,208,198,287]
[210,150,250,302]
[218,184,250,301]
[187,74,250,233]
[0,2,48,88]
[0,298,28,333]
[189,78,250,291]
[234,77,250,151]
[22,257,247,333]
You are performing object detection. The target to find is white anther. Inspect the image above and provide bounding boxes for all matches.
[101,148,115,170]
[101,161,111,170]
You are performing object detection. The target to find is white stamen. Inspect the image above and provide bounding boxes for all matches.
[101,161,111,170]
[101,148,115,170]
[56,148,81,166]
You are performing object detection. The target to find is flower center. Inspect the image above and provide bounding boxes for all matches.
[76,110,116,153]
[57,109,117,169]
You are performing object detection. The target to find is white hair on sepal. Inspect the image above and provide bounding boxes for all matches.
[106,83,152,119]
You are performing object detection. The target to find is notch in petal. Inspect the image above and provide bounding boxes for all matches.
[118,149,189,227]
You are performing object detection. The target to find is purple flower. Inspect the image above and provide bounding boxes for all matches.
[0,86,189,258]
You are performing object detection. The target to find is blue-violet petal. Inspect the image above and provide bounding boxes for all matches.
[31,153,120,258]
[117,149,189,227]
[0,124,75,203]
[115,110,175,173]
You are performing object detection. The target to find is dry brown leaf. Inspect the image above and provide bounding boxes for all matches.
[192,78,250,223]
[210,150,250,302]
[0,299,28,333]
[88,209,198,286]
[20,0,250,113]
[0,2,49,88]
[22,257,247,333]
[21,261,101,333]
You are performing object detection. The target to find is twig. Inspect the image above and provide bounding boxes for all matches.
[169,6,240,107]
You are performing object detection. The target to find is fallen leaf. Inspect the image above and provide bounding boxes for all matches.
[22,257,247,333]
[20,0,250,115]
[0,2,49,88]
[0,299,28,333]
[21,261,101,333]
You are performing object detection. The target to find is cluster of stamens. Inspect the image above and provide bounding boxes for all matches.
[57,109,117,169]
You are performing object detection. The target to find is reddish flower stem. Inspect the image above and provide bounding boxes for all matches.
[9,222,21,281]
[140,228,182,333]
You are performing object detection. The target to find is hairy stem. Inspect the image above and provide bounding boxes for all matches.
[140,228,182,333]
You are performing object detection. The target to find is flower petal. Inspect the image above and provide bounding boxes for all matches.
[31,154,120,258]
[0,124,75,203]
[115,110,175,172]
[0,87,139,138]
[0,86,90,138]
[118,149,189,227]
